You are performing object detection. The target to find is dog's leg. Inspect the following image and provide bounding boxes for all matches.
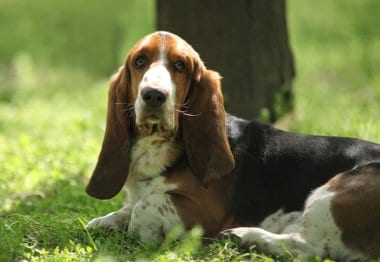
[128,194,183,243]
[223,227,315,258]
[259,209,302,234]
[223,208,313,258]
[221,188,324,259]
[223,184,366,260]
[87,205,132,230]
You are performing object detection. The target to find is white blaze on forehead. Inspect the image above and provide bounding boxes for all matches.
[139,32,175,95]
[159,48,167,62]
[158,33,168,62]
[134,32,178,130]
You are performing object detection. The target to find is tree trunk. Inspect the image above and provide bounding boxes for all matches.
[157,0,295,121]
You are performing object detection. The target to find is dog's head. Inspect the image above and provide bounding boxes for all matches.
[86,31,235,199]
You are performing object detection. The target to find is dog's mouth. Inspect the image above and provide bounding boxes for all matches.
[137,113,175,138]
[144,114,161,125]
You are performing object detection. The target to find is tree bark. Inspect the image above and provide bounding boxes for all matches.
[157,0,295,121]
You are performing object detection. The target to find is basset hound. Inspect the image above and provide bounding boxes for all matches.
[86,31,380,260]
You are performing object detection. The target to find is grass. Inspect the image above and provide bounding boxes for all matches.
[0,0,154,76]
[1,0,380,261]
[287,0,380,140]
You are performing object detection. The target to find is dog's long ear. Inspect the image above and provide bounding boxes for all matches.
[86,66,131,199]
[182,69,235,186]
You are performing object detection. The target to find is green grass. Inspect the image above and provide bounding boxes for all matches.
[0,0,154,76]
[287,0,380,140]
[1,0,380,261]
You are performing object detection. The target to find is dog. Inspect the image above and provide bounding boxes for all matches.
[86,31,380,260]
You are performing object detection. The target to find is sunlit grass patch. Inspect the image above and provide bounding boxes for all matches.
[287,0,380,141]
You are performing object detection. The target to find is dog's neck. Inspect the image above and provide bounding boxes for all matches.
[131,134,183,176]
[125,132,183,204]
[126,132,182,176]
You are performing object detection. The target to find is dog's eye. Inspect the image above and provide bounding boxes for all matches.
[173,60,185,72]
[135,55,147,68]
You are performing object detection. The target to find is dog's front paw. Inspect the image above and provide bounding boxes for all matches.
[87,211,129,230]
[222,227,258,248]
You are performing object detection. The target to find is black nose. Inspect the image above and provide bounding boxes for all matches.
[141,87,167,107]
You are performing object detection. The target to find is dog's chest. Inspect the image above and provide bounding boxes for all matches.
[125,135,182,204]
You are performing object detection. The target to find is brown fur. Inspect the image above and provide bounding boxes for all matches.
[165,160,236,238]
[328,163,380,259]
[182,70,235,185]
[86,66,132,199]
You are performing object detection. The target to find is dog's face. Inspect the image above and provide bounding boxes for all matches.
[86,31,235,199]
[126,32,203,136]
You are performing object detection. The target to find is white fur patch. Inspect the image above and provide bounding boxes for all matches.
[87,205,132,229]
[128,135,181,179]
[259,209,302,234]
[301,185,364,260]
[126,135,181,204]
[223,184,366,261]
[134,49,176,130]
[87,134,183,243]
[128,194,182,243]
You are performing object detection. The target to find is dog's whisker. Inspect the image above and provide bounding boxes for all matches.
[122,104,135,113]
[176,99,191,108]
[120,101,136,112]
[127,111,135,118]
[183,99,191,106]
[127,104,135,110]
[176,109,200,117]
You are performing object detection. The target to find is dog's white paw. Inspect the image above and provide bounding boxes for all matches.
[222,227,258,247]
[87,211,129,230]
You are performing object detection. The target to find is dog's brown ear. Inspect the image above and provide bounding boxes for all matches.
[182,69,235,186]
[86,66,131,199]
